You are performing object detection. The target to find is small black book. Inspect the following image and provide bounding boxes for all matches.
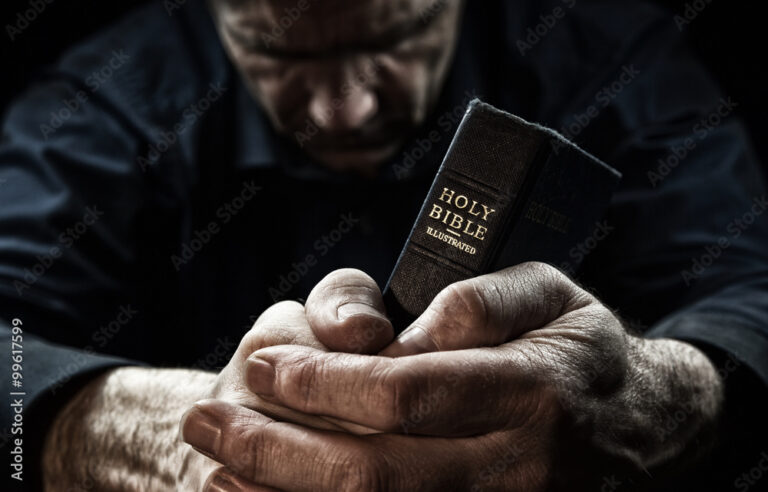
[382,100,621,332]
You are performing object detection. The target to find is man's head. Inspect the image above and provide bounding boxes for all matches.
[208,0,464,174]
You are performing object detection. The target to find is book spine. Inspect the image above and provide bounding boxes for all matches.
[383,100,621,332]
[382,102,541,330]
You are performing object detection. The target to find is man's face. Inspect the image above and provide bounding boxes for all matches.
[209,0,464,174]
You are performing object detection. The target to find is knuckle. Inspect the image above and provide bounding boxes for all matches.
[329,278,380,303]
[508,460,552,492]
[201,467,230,491]
[291,354,324,412]
[255,301,304,327]
[437,281,490,327]
[308,269,381,317]
[517,261,591,314]
[325,267,369,282]
[323,268,375,293]
[517,260,561,278]
[240,330,269,354]
[238,420,275,476]
[526,262,567,291]
[379,364,421,431]
[517,261,569,290]
[248,301,304,334]
[336,448,387,492]
[244,301,304,351]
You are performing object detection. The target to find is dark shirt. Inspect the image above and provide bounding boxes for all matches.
[1,0,766,489]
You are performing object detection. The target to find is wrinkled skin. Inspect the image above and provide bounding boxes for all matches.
[181,264,723,491]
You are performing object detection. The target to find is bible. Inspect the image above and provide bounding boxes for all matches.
[382,100,622,332]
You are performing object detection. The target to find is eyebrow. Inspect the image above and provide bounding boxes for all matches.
[226,0,449,59]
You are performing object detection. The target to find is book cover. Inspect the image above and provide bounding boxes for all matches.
[383,99,622,332]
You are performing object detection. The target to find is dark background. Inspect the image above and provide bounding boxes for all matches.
[0,0,766,177]
[0,2,766,489]
[0,0,765,176]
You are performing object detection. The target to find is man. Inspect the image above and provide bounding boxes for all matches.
[1,0,767,490]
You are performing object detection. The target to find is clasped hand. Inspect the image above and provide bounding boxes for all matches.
[180,262,723,491]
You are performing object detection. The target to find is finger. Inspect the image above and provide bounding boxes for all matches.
[223,301,333,430]
[380,262,594,357]
[228,301,376,435]
[305,268,394,354]
[181,399,393,491]
[204,467,281,492]
[245,345,544,436]
[241,301,324,357]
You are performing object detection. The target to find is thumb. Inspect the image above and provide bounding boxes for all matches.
[380,262,592,357]
[305,269,394,354]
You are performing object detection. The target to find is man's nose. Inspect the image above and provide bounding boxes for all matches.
[308,77,378,133]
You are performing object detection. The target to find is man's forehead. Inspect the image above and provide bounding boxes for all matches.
[220,0,445,53]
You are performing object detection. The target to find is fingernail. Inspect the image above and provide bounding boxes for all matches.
[392,327,438,356]
[180,405,222,458]
[246,357,275,397]
[337,302,386,322]
[206,474,239,492]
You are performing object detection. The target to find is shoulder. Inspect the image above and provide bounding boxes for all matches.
[513,0,679,122]
[499,1,726,150]
[42,0,230,139]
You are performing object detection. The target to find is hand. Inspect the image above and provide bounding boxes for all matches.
[180,269,394,491]
[181,262,725,491]
[41,268,395,492]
